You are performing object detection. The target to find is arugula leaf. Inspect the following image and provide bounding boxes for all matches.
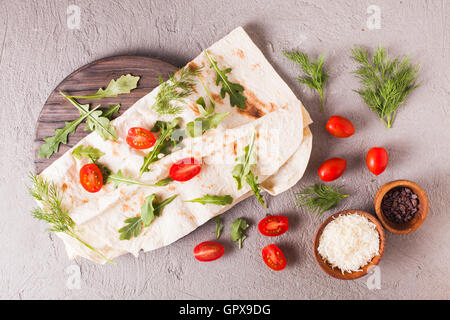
[101,104,121,119]
[153,66,201,115]
[67,74,140,100]
[118,217,142,241]
[119,194,177,240]
[61,92,118,140]
[141,194,157,227]
[140,118,182,176]
[72,145,105,162]
[245,171,266,208]
[185,194,233,205]
[185,112,229,138]
[205,51,247,110]
[38,105,102,159]
[214,216,223,240]
[107,170,173,188]
[283,50,328,112]
[230,218,249,249]
[232,132,266,207]
[232,132,257,190]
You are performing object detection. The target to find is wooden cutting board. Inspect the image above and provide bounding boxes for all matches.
[34,56,177,174]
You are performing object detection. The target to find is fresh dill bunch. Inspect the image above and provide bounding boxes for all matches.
[152,65,202,115]
[283,50,328,112]
[295,184,349,216]
[351,46,420,129]
[28,174,115,264]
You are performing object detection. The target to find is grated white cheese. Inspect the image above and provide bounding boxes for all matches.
[318,213,380,274]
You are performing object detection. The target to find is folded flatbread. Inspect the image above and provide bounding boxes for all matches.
[39,27,313,263]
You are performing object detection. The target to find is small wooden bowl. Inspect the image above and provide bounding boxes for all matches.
[313,210,386,280]
[374,180,429,234]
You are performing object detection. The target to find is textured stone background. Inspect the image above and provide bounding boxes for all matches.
[0,0,449,300]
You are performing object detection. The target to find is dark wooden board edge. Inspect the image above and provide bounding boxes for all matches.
[34,55,178,174]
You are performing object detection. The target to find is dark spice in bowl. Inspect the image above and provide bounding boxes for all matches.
[381,187,419,224]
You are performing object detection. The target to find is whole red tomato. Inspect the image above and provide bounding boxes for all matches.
[326,116,355,138]
[318,158,347,182]
[366,147,388,175]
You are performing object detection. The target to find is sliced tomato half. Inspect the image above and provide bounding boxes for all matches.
[79,163,103,193]
[258,215,289,237]
[194,241,225,262]
[169,157,201,182]
[126,127,156,149]
[262,244,287,271]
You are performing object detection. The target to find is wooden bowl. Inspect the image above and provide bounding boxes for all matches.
[313,210,386,280]
[374,180,429,234]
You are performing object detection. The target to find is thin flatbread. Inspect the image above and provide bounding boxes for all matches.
[39,27,313,263]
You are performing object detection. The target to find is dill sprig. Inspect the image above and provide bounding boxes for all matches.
[351,46,420,129]
[295,184,349,216]
[28,174,115,264]
[283,50,328,112]
[152,65,201,115]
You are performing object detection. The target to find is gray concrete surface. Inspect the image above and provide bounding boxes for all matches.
[0,0,449,300]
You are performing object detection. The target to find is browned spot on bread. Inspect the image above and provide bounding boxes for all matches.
[168,185,176,191]
[252,63,261,70]
[237,89,276,119]
[188,61,199,69]
[235,49,245,58]
[82,199,88,204]
[62,183,68,192]
[211,93,223,104]
[187,103,200,115]
[122,204,130,212]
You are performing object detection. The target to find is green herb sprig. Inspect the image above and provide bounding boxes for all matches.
[185,194,233,205]
[28,174,114,263]
[119,194,177,240]
[152,66,201,115]
[230,218,249,249]
[232,132,266,208]
[214,216,223,240]
[60,92,118,140]
[351,46,420,129]
[139,118,182,176]
[205,51,247,110]
[107,170,173,188]
[295,184,349,216]
[38,105,102,159]
[283,50,328,112]
[66,74,140,100]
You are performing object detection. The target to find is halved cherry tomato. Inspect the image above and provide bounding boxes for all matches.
[366,147,388,176]
[262,244,286,271]
[318,158,347,182]
[79,163,103,193]
[194,241,224,262]
[326,116,355,138]
[126,127,156,149]
[258,215,289,237]
[169,157,201,182]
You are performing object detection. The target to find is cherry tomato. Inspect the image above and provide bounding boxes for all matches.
[366,147,388,176]
[326,116,355,138]
[126,127,156,149]
[169,158,201,182]
[262,244,287,271]
[318,158,347,182]
[194,241,224,262]
[79,163,103,193]
[258,215,289,237]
